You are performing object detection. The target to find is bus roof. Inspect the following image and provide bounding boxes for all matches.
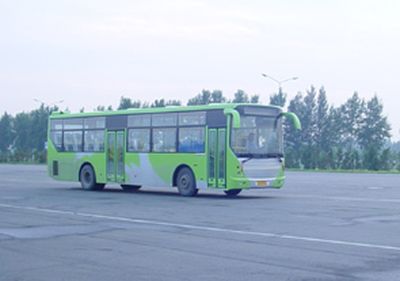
[49,103,282,119]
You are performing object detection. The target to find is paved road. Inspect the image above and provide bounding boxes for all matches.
[1,164,400,281]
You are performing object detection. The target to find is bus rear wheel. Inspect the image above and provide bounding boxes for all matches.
[121,184,142,191]
[176,167,198,197]
[224,189,241,197]
[80,164,104,191]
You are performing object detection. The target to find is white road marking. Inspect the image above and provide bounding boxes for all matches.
[366,186,384,190]
[283,194,400,203]
[1,202,400,252]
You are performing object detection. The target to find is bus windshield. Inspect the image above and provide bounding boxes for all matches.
[231,114,283,158]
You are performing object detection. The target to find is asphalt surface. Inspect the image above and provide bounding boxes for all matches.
[1,164,400,281]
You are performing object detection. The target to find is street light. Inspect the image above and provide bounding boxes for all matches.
[261,74,298,107]
[261,73,298,90]
[34,98,64,107]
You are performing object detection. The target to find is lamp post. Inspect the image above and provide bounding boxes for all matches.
[33,98,64,108]
[261,73,298,91]
[261,74,298,107]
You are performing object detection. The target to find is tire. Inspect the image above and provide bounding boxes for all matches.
[224,189,242,197]
[176,167,198,197]
[121,184,142,191]
[80,164,104,191]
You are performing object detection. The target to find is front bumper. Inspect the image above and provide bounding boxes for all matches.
[229,176,286,189]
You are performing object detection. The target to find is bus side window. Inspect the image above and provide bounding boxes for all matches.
[50,131,62,151]
[152,128,176,152]
[178,127,205,153]
[128,129,150,152]
[152,113,177,126]
[179,112,206,126]
[64,131,83,152]
[84,130,104,152]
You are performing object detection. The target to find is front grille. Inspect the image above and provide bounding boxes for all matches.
[243,158,281,178]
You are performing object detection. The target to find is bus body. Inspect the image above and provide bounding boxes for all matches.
[47,103,300,196]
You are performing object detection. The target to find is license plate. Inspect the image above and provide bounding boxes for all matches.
[256,181,268,187]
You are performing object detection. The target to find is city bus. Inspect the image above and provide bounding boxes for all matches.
[47,103,301,196]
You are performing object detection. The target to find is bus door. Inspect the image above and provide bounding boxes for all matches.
[208,128,226,188]
[106,130,125,182]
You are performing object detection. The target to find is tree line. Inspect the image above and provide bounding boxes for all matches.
[0,104,54,163]
[0,87,399,171]
[280,87,397,171]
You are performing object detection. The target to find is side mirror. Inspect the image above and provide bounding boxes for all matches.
[275,112,301,130]
[224,108,241,129]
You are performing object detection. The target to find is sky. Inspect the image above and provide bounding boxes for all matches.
[1,0,399,140]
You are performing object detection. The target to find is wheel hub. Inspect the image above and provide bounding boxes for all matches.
[84,171,91,183]
[181,175,189,189]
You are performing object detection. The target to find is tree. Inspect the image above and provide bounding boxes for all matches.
[151,99,166,108]
[340,93,365,149]
[250,95,260,104]
[284,93,305,168]
[315,87,331,169]
[29,104,51,162]
[95,105,113,111]
[0,112,14,161]
[328,92,365,169]
[13,112,32,161]
[187,90,212,105]
[118,96,141,109]
[269,88,286,107]
[165,100,181,106]
[210,90,226,103]
[397,152,400,171]
[30,105,49,151]
[232,89,249,103]
[187,89,226,105]
[150,99,181,107]
[342,150,361,170]
[379,148,392,171]
[300,86,318,169]
[0,112,14,152]
[336,147,344,169]
[358,96,391,170]
[118,96,133,109]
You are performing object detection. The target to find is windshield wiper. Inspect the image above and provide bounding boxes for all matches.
[239,153,254,163]
[242,156,253,164]
[238,152,283,161]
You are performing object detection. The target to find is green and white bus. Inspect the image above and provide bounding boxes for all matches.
[47,103,301,196]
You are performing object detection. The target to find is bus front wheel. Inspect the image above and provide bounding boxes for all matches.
[80,164,104,191]
[224,189,241,197]
[176,167,198,197]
